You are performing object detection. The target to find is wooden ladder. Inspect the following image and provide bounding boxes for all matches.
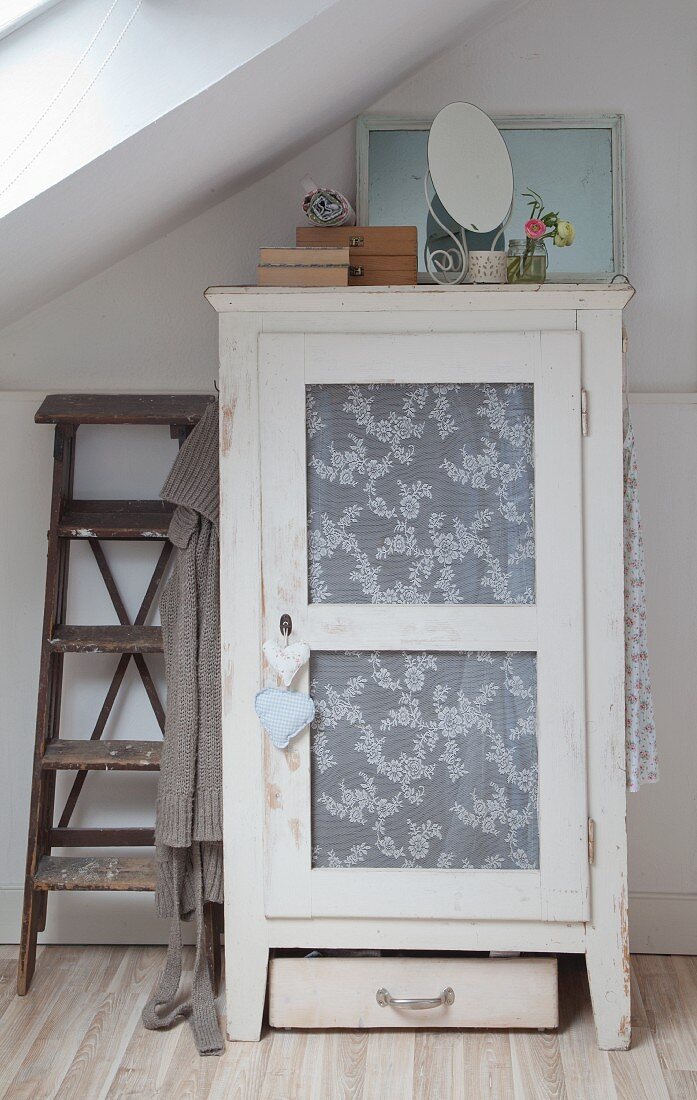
[18,393,221,995]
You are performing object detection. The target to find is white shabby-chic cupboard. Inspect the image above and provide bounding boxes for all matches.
[206,283,634,1049]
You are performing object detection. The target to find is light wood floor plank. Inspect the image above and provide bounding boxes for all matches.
[634,955,697,1073]
[629,959,650,1029]
[413,1032,467,1100]
[6,990,104,1099]
[0,949,21,1026]
[557,954,617,1100]
[54,947,164,1100]
[258,1030,317,1100]
[606,962,670,1100]
[88,946,131,995]
[103,994,183,1099]
[209,1030,272,1100]
[660,1071,697,1100]
[317,1031,369,1100]
[510,1030,568,1100]
[363,1030,415,1100]
[103,946,204,1099]
[257,1030,298,1100]
[461,1031,514,1099]
[0,948,93,1094]
[154,1022,220,1100]
[2,948,697,1099]
[609,1029,672,1100]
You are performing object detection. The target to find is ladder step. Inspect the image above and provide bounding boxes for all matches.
[58,500,174,539]
[35,393,214,426]
[49,626,163,653]
[43,740,162,771]
[33,855,156,891]
[49,827,155,847]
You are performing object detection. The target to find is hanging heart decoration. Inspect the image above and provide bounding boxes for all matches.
[263,639,310,687]
[255,687,316,749]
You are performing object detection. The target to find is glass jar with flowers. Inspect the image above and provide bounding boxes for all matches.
[507,188,576,283]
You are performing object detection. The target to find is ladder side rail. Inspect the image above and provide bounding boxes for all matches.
[18,424,76,991]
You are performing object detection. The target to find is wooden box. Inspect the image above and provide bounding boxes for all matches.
[258,247,349,287]
[269,955,559,1030]
[296,226,417,285]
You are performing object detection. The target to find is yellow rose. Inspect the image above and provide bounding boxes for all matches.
[554,219,575,247]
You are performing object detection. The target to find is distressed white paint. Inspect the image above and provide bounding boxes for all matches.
[218,312,269,1040]
[213,285,629,1045]
[207,285,634,314]
[266,915,585,953]
[305,604,538,652]
[259,333,312,921]
[577,309,630,1049]
[258,325,588,924]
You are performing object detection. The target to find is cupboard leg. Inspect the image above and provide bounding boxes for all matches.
[225,933,268,1042]
[585,884,631,1050]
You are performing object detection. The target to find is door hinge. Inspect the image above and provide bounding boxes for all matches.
[587,818,595,864]
[581,389,589,436]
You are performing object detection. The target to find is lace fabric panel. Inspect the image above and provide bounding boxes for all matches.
[306,383,535,605]
[310,651,538,870]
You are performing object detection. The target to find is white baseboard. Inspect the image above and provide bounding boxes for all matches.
[629,891,697,954]
[1,887,693,953]
[0,887,195,945]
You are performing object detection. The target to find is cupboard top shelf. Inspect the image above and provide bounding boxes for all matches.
[205,282,634,313]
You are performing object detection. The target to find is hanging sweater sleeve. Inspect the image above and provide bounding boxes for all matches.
[155,536,200,847]
[155,400,220,847]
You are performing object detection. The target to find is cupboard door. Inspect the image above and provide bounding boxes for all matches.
[260,331,587,922]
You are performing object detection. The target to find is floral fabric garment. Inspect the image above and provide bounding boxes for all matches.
[310,651,538,870]
[624,417,658,790]
[306,383,535,605]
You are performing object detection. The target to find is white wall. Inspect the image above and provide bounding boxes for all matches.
[0,0,695,947]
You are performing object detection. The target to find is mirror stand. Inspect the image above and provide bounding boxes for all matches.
[423,172,468,285]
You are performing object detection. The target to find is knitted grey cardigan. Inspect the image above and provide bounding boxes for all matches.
[142,400,224,1055]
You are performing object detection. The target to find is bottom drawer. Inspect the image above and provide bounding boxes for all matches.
[268,955,558,1030]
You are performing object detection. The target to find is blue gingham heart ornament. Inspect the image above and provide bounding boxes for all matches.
[255,687,315,749]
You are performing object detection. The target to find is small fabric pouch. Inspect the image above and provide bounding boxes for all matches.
[255,687,315,749]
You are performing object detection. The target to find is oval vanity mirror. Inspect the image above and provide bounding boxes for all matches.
[428,102,513,234]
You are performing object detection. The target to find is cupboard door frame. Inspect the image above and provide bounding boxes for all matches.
[259,330,588,922]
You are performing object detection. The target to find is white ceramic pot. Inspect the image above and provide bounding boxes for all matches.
[467,250,508,284]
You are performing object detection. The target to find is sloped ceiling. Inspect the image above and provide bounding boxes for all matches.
[0,0,524,328]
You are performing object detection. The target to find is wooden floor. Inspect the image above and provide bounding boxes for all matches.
[0,947,695,1099]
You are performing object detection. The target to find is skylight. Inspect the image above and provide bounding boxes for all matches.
[0,0,64,42]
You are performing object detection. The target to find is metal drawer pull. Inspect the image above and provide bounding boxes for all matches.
[376,986,455,1010]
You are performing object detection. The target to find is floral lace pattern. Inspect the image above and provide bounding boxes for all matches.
[310,651,538,870]
[306,383,535,605]
[624,417,658,790]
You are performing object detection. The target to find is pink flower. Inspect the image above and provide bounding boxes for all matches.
[524,219,546,240]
